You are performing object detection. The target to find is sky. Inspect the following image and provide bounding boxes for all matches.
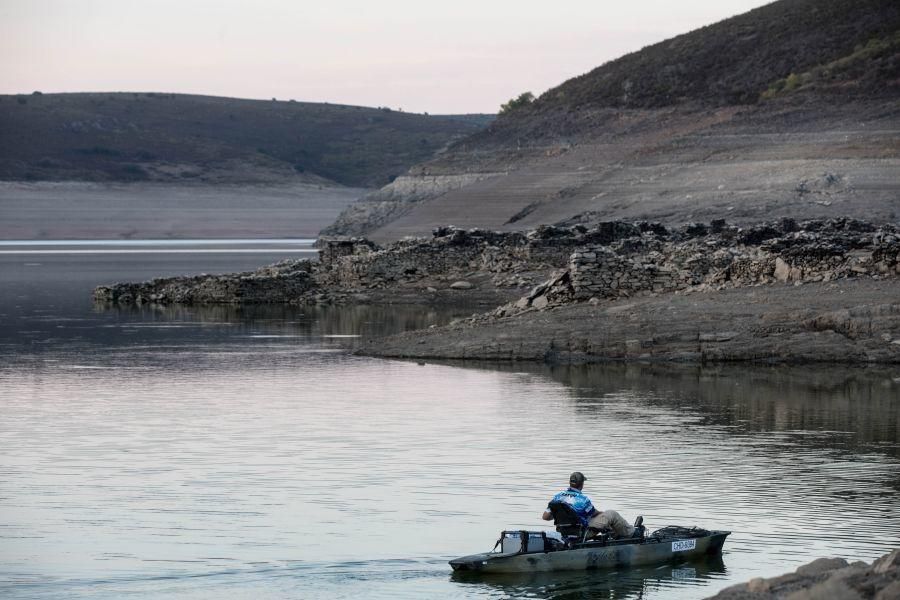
[0,0,775,114]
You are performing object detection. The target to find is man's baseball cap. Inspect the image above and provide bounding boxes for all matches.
[569,471,587,486]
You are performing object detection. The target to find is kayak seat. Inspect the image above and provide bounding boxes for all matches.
[547,501,590,544]
[633,515,646,540]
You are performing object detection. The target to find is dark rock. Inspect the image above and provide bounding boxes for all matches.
[638,221,669,237]
[780,217,798,233]
[737,224,782,246]
[796,557,850,576]
[710,219,728,233]
[874,550,900,575]
[684,222,709,238]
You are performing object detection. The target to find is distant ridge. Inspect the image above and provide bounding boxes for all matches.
[0,93,490,186]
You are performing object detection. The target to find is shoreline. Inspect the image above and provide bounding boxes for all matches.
[92,218,900,365]
[358,278,900,365]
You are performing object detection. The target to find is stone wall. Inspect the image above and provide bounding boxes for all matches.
[318,226,578,289]
[317,237,378,267]
[321,240,484,288]
[93,260,315,305]
[318,222,659,289]
[95,218,900,309]
[570,247,680,299]
[509,219,900,312]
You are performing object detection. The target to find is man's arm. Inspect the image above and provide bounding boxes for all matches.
[542,510,553,521]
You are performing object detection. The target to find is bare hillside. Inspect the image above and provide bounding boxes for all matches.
[324,0,900,240]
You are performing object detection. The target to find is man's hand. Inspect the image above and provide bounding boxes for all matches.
[542,510,553,521]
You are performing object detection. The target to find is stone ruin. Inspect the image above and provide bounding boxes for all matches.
[316,222,674,290]
[503,218,900,315]
[94,217,900,308]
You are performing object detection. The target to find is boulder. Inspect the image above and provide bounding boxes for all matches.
[876,582,900,600]
[706,550,899,600]
[796,557,850,576]
[785,578,864,600]
[775,257,792,282]
[874,550,900,575]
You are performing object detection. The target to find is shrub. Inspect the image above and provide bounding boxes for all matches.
[499,92,534,115]
[783,73,802,91]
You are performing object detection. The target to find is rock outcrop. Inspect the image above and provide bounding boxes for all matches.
[94,218,899,312]
[706,549,900,599]
[360,279,900,364]
[499,218,900,316]
[93,260,316,305]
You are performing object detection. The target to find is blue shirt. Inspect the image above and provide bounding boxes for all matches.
[549,487,596,526]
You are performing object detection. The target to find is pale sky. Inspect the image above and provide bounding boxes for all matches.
[0,0,774,114]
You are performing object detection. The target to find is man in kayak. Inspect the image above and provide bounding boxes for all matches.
[541,471,634,538]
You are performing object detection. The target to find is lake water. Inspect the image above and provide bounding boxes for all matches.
[1,244,899,599]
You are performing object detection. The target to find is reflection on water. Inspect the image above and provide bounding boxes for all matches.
[112,302,470,340]
[484,362,900,459]
[1,248,899,599]
[1,302,472,360]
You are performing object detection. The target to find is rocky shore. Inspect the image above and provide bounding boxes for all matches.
[362,278,900,364]
[706,549,900,600]
[95,217,900,364]
[93,222,600,307]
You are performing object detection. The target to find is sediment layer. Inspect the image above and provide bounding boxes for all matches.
[361,278,900,364]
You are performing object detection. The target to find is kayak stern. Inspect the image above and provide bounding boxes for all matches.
[449,552,493,571]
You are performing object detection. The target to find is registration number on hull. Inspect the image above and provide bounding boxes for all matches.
[672,539,697,552]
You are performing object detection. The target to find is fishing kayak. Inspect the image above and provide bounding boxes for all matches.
[449,525,730,574]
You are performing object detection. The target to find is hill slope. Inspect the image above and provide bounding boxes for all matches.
[0,93,489,187]
[324,0,900,240]
[534,0,900,110]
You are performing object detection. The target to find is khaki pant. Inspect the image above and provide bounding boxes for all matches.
[588,509,635,538]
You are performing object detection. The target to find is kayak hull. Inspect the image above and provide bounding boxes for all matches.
[450,531,729,574]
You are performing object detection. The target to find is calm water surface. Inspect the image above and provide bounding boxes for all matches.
[1,245,899,599]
